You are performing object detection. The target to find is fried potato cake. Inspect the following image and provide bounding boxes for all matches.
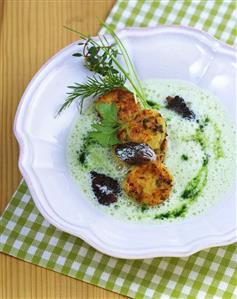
[124,160,173,206]
[157,137,167,162]
[118,109,167,151]
[96,88,141,122]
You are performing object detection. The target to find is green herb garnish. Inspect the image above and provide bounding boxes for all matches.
[73,38,120,76]
[89,103,121,147]
[58,71,126,114]
[59,23,151,114]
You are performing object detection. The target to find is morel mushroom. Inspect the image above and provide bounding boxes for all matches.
[166,96,196,120]
[115,142,156,165]
[90,171,121,205]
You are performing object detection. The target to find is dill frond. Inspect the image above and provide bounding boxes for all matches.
[58,72,126,114]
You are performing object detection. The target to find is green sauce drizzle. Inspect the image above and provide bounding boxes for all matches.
[211,121,224,159]
[187,117,224,159]
[181,119,210,204]
[181,156,208,202]
[191,128,208,150]
[154,204,187,220]
[181,154,188,161]
[141,204,149,212]
[180,116,224,207]
[189,117,209,150]
[77,135,92,167]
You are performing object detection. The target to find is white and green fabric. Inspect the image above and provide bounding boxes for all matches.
[1,1,237,298]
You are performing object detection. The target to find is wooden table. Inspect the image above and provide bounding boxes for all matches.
[0,1,127,298]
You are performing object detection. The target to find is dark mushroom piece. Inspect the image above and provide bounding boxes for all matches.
[90,171,121,205]
[115,142,157,165]
[166,95,196,120]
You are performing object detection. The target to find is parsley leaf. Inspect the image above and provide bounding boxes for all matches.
[89,103,121,147]
[96,102,118,124]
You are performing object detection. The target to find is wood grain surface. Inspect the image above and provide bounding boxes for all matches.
[0,1,128,298]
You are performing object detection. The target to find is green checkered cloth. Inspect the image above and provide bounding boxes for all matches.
[1,1,237,298]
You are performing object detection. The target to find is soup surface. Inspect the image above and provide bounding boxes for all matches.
[67,79,236,223]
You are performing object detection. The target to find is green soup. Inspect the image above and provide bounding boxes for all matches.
[67,79,236,223]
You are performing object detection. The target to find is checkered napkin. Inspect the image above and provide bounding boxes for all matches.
[1,1,237,298]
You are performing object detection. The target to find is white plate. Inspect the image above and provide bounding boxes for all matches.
[14,26,237,259]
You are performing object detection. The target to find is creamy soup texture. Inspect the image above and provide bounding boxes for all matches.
[67,79,236,223]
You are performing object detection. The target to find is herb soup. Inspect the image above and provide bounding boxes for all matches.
[67,79,236,223]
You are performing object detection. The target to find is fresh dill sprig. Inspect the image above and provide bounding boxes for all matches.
[58,72,126,114]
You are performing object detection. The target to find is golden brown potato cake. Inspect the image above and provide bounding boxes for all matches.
[124,160,173,206]
[96,88,141,122]
[156,137,167,162]
[118,109,166,151]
